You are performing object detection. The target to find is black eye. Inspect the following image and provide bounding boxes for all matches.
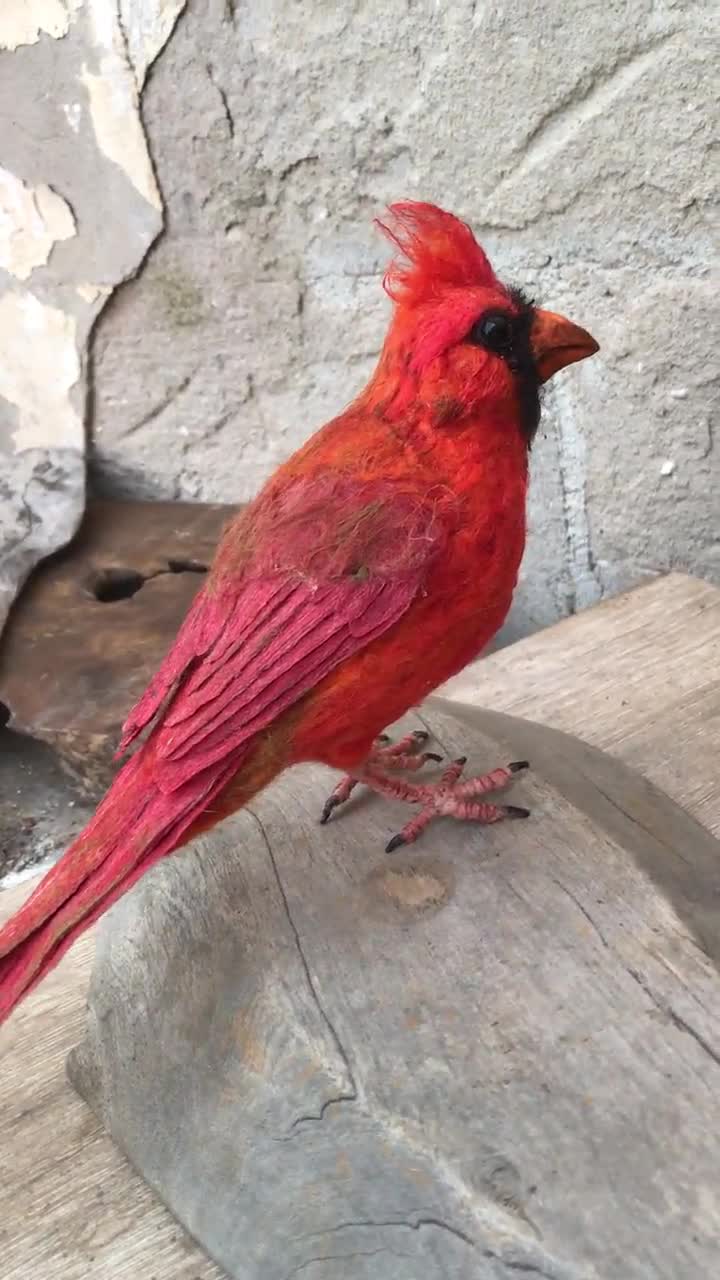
[469,311,515,353]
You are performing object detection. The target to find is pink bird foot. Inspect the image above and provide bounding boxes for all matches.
[319,729,442,825]
[320,733,530,851]
[366,756,530,852]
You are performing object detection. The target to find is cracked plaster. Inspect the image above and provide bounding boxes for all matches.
[89,0,718,641]
[1,2,718,646]
[0,0,185,637]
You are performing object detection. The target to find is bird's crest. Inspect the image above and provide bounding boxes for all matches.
[375,201,498,308]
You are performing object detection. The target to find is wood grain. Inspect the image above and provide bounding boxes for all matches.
[64,699,720,1279]
[1,571,718,1279]
[0,499,237,796]
[442,573,720,835]
[0,885,224,1280]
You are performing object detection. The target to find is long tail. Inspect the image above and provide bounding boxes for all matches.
[0,740,265,1026]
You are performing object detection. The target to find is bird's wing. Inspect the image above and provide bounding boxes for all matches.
[118,473,448,791]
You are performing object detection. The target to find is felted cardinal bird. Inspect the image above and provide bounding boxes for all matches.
[0,201,598,1024]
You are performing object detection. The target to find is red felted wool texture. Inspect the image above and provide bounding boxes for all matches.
[0,201,531,1023]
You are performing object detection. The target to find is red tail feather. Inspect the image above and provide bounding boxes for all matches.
[0,746,244,1024]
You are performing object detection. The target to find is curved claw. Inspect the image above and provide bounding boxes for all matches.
[320,799,338,824]
[504,805,531,819]
[385,833,406,854]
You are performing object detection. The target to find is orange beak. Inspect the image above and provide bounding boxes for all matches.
[530,308,599,384]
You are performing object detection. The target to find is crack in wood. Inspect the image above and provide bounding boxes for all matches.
[551,877,609,948]
[286,1249,410,1278]
[246,806,360,1131]
[89,558,207,602]
[625,966,720,1069]
[302,1215,476,1248]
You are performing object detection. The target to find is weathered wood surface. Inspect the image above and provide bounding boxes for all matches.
[0,499,237,796]
[0,886,224,1280]
[65,698,720,1280]
[443,572,720,838]
[1,572,719,1280]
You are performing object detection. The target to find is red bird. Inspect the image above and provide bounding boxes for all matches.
[0,201,597,1025]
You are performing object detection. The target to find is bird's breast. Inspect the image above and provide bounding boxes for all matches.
[290,456,528,771]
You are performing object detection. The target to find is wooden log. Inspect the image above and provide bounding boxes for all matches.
[444,572,720,838]
[0,880,223,1280]
[66,697,720,1280]
[0,499,237,796]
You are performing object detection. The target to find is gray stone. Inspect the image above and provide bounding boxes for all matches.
[89,0,718,640]
[0,447,84,636]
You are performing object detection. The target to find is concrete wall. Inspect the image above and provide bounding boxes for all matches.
[2,1,717,643]
[0,0,185,634]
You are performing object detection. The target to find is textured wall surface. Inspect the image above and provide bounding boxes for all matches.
[6,0,719,643]
[0,0,185,635]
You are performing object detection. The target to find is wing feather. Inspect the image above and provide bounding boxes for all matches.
[118,475,448,791]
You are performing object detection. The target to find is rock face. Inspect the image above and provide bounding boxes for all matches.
[89,1,718,641]
[0,1,186,637]
[69,700,720,1280]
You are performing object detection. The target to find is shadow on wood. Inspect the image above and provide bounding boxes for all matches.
[68,699,720,1280]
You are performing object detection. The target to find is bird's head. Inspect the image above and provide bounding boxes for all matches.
[371,201,598,443]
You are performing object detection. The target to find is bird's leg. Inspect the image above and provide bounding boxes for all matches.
[372,729,444,772]
[320,733,530,850]
[319,729,442,824]
[360,756,530,852]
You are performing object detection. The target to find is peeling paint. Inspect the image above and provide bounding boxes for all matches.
[62,102,83,132]
[120,0,186,89]
[80,1,162,213]
[81,0,115,48]
[0,291,82,451]
[0,0,82,51]
[0,0,187,644]
[0,168,76,281]
[76,282,112,303]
